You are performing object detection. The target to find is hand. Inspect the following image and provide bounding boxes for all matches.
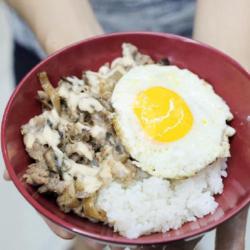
[3,170,75,240]
[215,205,249,250]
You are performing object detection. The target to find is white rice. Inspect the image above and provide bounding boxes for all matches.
[97,158,227,239]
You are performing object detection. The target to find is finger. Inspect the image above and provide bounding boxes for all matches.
[43,217,75,240]
[3,170,11,181]
[215,205,249,250]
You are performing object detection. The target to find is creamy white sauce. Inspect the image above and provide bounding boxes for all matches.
[78,97,103,113]
[85,71,100,89]
[90,125,106,140]
[75,122,91,131]
[59,84,103,113]
[23,109,63,149]
[80,175,102,194]
[68,142,93,161]
[24,124,60,149]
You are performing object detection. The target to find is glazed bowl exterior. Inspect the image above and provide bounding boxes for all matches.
[1,32,250,245]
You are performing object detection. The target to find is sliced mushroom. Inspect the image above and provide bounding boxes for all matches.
[83,195,106,222]
[44,148,57,172]
[158,57,170,66]
[74,177,85,195]
[57,183,80,212]
[38,72,61,113]
[37,90,52,110]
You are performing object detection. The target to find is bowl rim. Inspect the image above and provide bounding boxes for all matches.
[1,31,250,245]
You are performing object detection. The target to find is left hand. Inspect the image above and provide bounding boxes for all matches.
[3,170,75,240]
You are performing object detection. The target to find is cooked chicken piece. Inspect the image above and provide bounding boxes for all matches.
[111,160,134,181]
[75,121,91,132]
[109,43,138,69]
[26,141,48,162]
[73,176,98,199]
[134,52,154,65]
[111,43,154,69]
[38,173,66,194]
[74,177,85,196]
[58,81,103,123]
[122,42,154,65]
[97,146,135,184]
[62,158,102,197]
[122,43,138,58]
[123,159,138,183]
[84,71,101,95]
[57,183,81,212]
[23,162,49,185]
[98,63,110,75]
[72,203,85,217]
[99,65,126,100]
[100,155,135,183]
[65,142,94,161]
[90,125,107,143]
[44,148,58,172]
[21,115,46,135]
[98,163,113,186]
[79,175,102,195]
[90,113,110,143]
[22,111,60,150]
[60,123,84,143]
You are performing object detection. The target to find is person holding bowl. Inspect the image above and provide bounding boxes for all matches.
[3,0,250,249]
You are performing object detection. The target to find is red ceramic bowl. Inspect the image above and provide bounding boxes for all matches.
[1,32,250,245]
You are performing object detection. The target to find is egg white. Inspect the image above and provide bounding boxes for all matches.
[112,65,235,179]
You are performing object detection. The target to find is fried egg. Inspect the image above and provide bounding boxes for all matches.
[111,65,235,179]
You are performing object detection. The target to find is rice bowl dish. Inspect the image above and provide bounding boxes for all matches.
[20,43,235,239]
[97,158,227,238]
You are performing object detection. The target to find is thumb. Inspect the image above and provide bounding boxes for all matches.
[3,170,11,181]
[43,217,75,240]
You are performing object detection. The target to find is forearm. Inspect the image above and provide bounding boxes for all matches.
[193,0,250,70]
[6,0,103,54]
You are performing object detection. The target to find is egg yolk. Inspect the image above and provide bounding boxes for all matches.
[133,86,193,142]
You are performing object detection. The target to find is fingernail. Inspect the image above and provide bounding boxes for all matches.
[58,229,75,239]
[3,170,11,181]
